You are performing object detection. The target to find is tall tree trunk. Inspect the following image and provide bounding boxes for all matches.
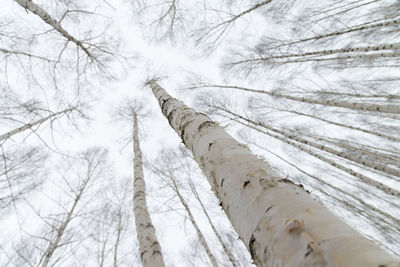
[14,0,93,58]
[149,80,400,267]
[168,172,218,267]
[132,113,165,267]
[0,107,75,142]
[200,84,400,114]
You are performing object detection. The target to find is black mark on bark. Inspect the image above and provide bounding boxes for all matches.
[249,234,256,259]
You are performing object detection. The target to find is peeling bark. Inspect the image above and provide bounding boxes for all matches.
[132,113,165,267]
[149,80,400,267]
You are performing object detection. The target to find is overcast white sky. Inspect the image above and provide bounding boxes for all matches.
[1,0,400,265]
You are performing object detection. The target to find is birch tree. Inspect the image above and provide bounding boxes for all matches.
[0,106,77,143]
[159,147,241,267]
[148,79,400,266]
[152,150,221,267]
[132,112,165,267]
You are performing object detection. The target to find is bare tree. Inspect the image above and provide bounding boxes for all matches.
[148,79,400,266]
[129,107,166,267]
[3,147,110,266]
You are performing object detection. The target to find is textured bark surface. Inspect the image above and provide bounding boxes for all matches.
[133,114,165,267]
[149,80,400,267]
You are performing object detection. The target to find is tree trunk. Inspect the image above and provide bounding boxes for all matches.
[149,80,400,267]
[14,0,92,58]
[132,113,165,267]
[41,163,92,267]
[201,84,400,114]
[272,107,400,142]
[221,108,400,178]
[223,111,400,198]
[0,107,75,142]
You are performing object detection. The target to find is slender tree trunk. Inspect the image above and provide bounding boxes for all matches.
[241,43,400,62]
[201,84,400,114]
[41,169,91,267]
[223,111,400,198]
[168,172,218,267]
[219,108,400,178]
[113,210,122,267]
[14,0,93,58]
[187,178,239,267]
[270,17,400,48]
[149,80,400,267]
[247,141,400,228]
[98,237,108,267]
[132,113,165,267]
[0,107,75,142]
[272,107,400,142]
[0,47,55,62]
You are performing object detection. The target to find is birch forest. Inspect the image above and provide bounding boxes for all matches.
[1,0,399,266]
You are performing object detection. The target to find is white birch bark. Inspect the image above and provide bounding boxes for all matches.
[149,80,400,267]
[223,112,400,198]
[132,113,165,267]
[0,107,75,142]
[245,43,400,62]
[168,172,218,267]
[14,0,92,58]
[0,47,55,62]
[232,51,400,67]
[202,84,400,114]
